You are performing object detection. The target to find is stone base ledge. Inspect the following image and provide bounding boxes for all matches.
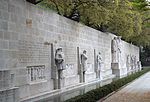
[20,89,61,102]
[28,80,48,85]
[102,74,116,81]
[20,74,115,102]
[0,87,19,92]
[64,75,80,87]
[20,80,97,102]
[0,87,19,102]
[101,69,112,72]
[85,72,96,75]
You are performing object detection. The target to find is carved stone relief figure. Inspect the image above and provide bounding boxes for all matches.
[126,55,131,72]
[116,36,122,64]
[134,56,137,70]
[96,52,103,79]
[137,61,142,70]
[112,37,118,63]
[131,55,134,71]
[55,47,65,88]
[55,47,65,71]
[80,50,88,82]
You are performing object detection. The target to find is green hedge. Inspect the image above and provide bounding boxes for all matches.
[65,68,150,102]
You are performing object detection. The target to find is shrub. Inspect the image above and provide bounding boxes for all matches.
[65,68,150,102]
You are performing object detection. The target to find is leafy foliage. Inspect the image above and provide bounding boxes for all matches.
[39,0,150,46]
[140,45,150,66]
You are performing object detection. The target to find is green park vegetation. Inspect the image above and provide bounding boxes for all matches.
[64,68,150,102]
[39,0,150,46]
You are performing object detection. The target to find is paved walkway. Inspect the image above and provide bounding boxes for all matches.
[102,72,150,102]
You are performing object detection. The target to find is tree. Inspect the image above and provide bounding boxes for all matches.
[140,45,150,66]
[39,0,150,46]
[129,0,150,46]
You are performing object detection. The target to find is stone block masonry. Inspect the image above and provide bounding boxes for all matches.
[0,70,19,102]
[0,0,140,101]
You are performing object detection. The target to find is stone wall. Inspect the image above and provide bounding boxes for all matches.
[0,0,140,101]
[0,70,19,102]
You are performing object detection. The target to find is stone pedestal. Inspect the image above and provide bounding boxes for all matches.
[111,63,127,78]
[111,63,120,69]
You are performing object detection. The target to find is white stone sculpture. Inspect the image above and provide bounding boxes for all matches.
[126,55,131,72]
[112,37,118,63]
[137,61,142,70]
[80,50,88,82]
[81,50,88,72]
[131,55,135,72]
[55,47,65,79]
[116,36,122,63]
[96,52,103,79]
[134,56,137,71]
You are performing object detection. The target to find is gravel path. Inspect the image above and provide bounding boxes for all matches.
[102,72,150,102]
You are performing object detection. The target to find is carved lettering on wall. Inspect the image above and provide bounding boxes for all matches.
[19,40,49,64]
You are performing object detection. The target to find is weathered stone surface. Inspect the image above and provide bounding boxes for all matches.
[0,10,9,21]
[3,31,10,40]
[111,39,140,77]
[0,0,140,101]
[0,31,3,39]
[0,1,8,11]
[0,40,9,49]
[0,87,19,102]
[0,21,8,31]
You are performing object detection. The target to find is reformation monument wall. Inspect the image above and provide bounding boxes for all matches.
[0,0,141,101]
